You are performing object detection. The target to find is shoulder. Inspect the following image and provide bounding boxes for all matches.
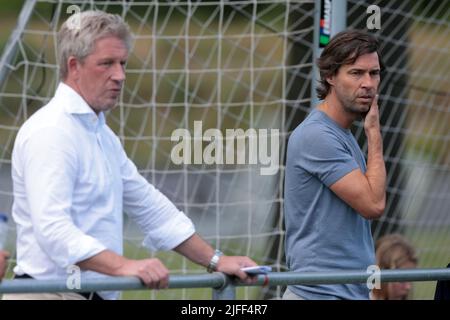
[289,116,340,150]
[15,102,75,148]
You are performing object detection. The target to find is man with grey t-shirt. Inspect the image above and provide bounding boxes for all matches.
[284,30,386,300]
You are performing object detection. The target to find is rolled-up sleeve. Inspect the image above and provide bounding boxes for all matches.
[120,149,195,251]
[21,127,106,268]
[297,128,359,187]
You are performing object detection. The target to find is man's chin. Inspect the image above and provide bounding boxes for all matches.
[104,98,119,109]
[356,102,370,113]
[348,106,369,115]
[92,102,117,113]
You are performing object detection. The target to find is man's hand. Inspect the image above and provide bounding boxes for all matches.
[78,250,169,289]
[364,94,380,131]
[116,258,170,289]
[173,234,259,284]
[0,250,10,281]
[216,255,259,284]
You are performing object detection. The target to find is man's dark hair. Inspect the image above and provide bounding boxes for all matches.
[316,30,384,100]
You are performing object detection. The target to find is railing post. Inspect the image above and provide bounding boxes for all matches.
[212,273,235,300]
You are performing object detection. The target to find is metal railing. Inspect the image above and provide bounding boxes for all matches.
[1,268,449,299]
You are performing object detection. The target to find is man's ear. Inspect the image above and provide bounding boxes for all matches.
[326,75,335,87]
[67,56,79,79]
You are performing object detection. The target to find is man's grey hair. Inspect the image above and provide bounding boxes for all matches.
[57,10,132,80]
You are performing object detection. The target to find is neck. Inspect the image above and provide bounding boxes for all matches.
[317,94,357,129]
[62,79,100,115]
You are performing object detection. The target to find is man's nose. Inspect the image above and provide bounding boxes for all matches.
[112,63,126,82]
[361,73,375,89]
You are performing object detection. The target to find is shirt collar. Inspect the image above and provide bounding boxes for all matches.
[55,82,106,130]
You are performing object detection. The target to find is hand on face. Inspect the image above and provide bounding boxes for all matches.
[363,94,380,131]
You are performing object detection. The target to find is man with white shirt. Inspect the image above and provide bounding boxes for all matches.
[5,10,256,300]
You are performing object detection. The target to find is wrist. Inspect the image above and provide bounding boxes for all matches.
[365,126,381,139]
[110,255,129,276]
[207,249,223,273]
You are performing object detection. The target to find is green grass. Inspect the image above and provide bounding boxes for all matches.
[405,226,450,300]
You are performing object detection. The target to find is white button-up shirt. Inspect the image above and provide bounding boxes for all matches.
[11,83,195,299]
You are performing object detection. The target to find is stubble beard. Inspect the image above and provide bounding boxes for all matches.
[339,94,371,118]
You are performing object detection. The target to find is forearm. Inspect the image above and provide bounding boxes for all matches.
[174,234,257,282]
[365,127,386,208]
[173,234,215,268]
[77,250,128,276]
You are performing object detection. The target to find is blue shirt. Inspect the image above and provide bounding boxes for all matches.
[284,109,375,300]
[12,83,195,299]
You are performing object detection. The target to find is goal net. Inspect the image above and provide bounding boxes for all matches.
[0,0,448,299]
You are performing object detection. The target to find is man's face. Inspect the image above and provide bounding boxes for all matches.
[73,36,128,113]
[328,52,380,115]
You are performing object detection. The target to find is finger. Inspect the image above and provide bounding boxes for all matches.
[244,275,258,285]
[234,269,251,281]
[372,94,379,105]
[146,259,169,289]
[159,273,169,289]
[151,262,169,289]
[152,268,169,289]
[139,269,158,289]
[147,271,161,289]
[370,94,379,111]
[139,271,151,288]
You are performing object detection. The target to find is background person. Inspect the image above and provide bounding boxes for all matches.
[372,233,418,300]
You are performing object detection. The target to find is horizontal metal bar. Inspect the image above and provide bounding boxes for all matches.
[0,269,449,294]
[0,273,227,294]
[244,268,450,287]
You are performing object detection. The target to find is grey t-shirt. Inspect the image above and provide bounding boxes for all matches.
[284,109,375,300]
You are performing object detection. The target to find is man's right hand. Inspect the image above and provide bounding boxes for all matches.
[364,94,380,132]
[78,250,169,289]
[117,258,170,289]
[0,250,10,280]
